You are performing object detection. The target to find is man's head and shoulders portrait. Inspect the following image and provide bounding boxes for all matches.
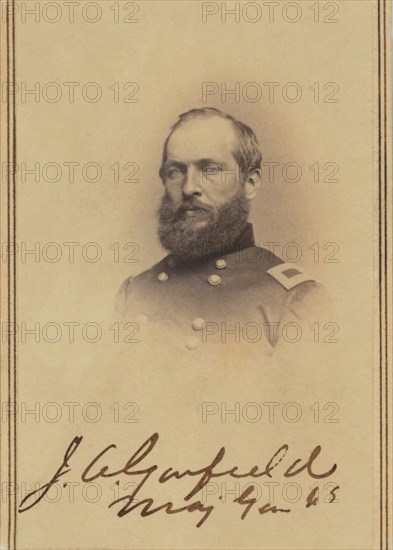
[115,107,331,359]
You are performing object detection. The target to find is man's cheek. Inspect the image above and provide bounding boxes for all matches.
[165,184,183,205]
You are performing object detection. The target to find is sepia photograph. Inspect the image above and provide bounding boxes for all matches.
[115,107,331,357]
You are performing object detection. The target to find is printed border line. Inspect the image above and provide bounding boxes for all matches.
[378,0,382,546]
[378,1,390,549]
[12,0,17,545]
[6,0,12,548]
[382,2,389,548]
[379,1,388,549]
[4,0,17,548]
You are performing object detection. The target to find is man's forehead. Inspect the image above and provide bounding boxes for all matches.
[166,117,238,162]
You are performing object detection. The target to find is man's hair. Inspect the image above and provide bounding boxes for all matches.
[159,107,262,181]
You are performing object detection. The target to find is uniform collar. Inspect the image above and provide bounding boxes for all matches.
[168,223,255,267]
[229,222,255,254]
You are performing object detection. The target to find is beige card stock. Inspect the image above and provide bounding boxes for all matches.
[0,1,392,549]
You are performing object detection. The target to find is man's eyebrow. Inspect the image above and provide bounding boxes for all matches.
[195,158,224,166]
[164,158,226,169]
[164,160,186,167]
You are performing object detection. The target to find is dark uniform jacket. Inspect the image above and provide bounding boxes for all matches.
[115,224,329,360]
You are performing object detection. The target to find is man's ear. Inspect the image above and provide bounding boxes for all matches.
[244,168,261,200]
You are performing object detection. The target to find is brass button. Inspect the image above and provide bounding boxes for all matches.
[215,258,227,269]
[208,274,221,286]
[167,257,176,268]
[192,318,205,331]
[157,272,169,282]
[186,336,200,350]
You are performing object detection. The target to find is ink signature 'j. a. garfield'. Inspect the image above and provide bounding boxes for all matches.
[19,433,339,527]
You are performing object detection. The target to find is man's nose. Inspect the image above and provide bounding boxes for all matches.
[182,166,202,197]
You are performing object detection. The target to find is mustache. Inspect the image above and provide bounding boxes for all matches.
[175,199,212,215]
[177,201,211,212]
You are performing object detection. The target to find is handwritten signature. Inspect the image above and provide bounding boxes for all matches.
[19,433,338,527]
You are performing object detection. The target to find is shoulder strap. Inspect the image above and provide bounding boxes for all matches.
[266,262,315,291]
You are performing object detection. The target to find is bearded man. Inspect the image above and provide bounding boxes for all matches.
[115,108,328,354]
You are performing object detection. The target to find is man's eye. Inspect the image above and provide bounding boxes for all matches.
[166,167,182,178]
[203,164,222,175]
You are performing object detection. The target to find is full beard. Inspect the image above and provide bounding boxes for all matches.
[157,189,250,262]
